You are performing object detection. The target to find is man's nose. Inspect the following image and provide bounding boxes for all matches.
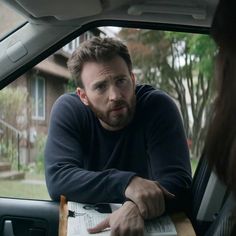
[108,85,122,101]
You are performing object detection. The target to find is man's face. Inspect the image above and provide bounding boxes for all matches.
[77,56,136,131]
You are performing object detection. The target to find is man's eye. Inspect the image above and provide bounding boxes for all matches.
[96,84,106,91]
[117,78,127,85]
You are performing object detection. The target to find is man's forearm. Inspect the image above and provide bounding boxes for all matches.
[46,164,136,203]
[124,176,173,219]
[88,200,144,236]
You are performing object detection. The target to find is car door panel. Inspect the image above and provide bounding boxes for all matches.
[0,198,59,236]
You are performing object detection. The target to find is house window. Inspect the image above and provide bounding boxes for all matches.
[31,76,45,120]
[84,31,93,40]
[63,36,81,54]
[62,31,94,54]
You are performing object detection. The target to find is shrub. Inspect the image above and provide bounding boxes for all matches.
[35,134,47,174]
[0,87,28,130]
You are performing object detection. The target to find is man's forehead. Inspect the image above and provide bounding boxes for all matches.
[81,57,130,85]
[92,74,129,84]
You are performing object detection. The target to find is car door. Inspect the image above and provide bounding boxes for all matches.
[0,1,221,236]
[0,198,59,236]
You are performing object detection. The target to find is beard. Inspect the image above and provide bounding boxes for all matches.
[87,95,136,130]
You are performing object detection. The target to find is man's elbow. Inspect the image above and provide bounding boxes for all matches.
[46,181,61,201]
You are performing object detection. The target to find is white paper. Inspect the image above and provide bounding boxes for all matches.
[67,202,177,236]
[67,202,110,236]
[144,216,177,236]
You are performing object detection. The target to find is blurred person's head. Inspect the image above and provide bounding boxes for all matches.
[205,0,236,195]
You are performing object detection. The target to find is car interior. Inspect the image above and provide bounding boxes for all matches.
[1,0,235,235]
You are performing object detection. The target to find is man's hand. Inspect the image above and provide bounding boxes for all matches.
[87,201,144,236]
[125,177,174,219]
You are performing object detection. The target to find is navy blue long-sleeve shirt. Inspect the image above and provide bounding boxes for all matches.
[45,84,192,212]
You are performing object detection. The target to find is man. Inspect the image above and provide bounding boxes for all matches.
[45,37,192,235]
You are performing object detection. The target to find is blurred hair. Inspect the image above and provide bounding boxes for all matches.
[67,37,133,88]
[205,0,236,194]
[211,0,236,53]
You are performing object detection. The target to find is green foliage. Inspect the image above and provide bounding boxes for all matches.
[66,78,77,92]
[187,34,217,79]
[20,134,47,174]
[35,134,47,174]
[0,86,28,166]
[191,157,199,176]
[119,29,218,159]
[0,87,28,129]
[0,141,17,163]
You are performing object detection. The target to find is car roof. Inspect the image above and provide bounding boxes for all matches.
[4,0,218,27]
[0,0,219,89]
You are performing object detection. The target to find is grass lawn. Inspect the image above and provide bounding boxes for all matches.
[0,180,50,200]
[0,158,199,200]
[0,173,50,200]
[191,158,199,176]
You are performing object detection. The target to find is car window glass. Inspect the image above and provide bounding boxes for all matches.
[0,2,26,39]
[0,27,216,200]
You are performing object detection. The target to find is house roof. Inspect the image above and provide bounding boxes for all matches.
[35,59,70,80]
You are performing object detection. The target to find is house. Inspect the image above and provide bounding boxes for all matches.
[0,2,103,167]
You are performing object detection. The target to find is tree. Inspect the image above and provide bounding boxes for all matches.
[119,29,217,158]
[0,87,28,130]
[0,87,29,162]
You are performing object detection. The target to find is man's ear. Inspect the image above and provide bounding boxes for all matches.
[76,87,89,106]
[130,72,136,87]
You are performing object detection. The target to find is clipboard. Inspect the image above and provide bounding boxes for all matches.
[59,195,68,236]
[58,195,196,236]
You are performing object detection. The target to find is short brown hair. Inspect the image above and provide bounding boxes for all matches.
[67,37,133,88]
